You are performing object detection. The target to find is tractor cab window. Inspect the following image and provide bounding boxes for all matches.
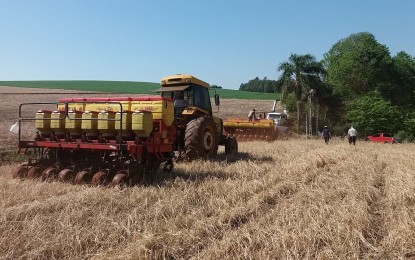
[173,91,188,108]
[162,90,191,108]
[192,85,212,114]
[174,91,184,100]
[161,91,173,99]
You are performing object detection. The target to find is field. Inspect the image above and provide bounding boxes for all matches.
[0,81,279,100]
[1,87,415,259]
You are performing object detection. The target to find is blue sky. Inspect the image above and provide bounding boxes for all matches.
[0,0,414,90]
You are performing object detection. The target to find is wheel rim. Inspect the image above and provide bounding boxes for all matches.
[203,127,214,152]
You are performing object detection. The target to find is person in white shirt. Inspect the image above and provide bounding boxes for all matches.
[348,126,357,145]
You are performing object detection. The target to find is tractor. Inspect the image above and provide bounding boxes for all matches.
[12,74,238,185]
[156,74,238,161]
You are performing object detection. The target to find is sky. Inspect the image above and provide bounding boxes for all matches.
[0,0,414,90]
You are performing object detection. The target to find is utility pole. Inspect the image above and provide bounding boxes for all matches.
[316,102,319,135]
[307,89,316,137]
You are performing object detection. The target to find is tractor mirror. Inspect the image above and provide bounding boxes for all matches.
[214,94,220,106]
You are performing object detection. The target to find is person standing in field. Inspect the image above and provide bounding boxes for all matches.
[322,126,331,144]
[248,108,256,121]
[348,126,357,145]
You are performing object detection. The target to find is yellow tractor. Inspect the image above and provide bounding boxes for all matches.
[13,74,237,186]
[156,74,238,161]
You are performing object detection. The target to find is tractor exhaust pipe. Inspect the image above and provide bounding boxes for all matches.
[272,100,277,112]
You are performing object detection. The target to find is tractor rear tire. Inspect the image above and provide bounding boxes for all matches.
[225,136,238,163]
[184,116,218,161]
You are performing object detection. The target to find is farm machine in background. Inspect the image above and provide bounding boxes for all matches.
[223,103,289,142]
[13,74,238,185]
[223,112,277,141]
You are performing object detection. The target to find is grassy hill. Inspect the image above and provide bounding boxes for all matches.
[0,80,279,100]
[0,80,159,94]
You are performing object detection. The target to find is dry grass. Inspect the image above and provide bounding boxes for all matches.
[1,88,415,259]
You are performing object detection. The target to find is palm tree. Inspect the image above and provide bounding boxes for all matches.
[277,54,325,133]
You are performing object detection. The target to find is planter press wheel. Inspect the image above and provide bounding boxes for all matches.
[41,166,58,181]
[58,168,75,183]
[13,165,30,179]
[91,170,107,185]
[111,170,129,186]
[75,170,90,184]
[27,166,43,179]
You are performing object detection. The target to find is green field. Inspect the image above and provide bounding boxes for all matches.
[0,80,279,100]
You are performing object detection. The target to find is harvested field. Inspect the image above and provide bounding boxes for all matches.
[1,88,415,259]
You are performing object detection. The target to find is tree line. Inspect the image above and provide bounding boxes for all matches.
[241,32,415,141]
[239,77,281,93]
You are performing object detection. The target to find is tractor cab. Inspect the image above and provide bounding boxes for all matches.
[156,74,214,117]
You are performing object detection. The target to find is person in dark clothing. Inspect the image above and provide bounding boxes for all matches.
[322,126,331,144]
[247,108,256,121]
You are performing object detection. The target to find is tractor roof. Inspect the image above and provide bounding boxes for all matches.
[160,74,210,89]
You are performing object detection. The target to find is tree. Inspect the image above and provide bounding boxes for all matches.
[402,112,415,141]
[346,91,401,134]
[277,53,325,132]
[239,77,280,93]
[323,32,392,100]
[388,51,415,107]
